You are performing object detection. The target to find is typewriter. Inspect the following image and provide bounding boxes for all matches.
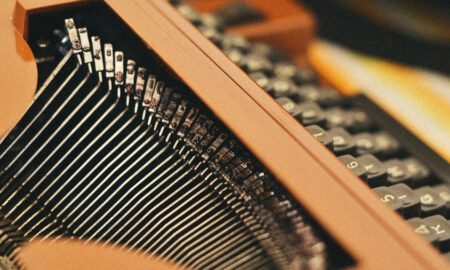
[0,0,449,269]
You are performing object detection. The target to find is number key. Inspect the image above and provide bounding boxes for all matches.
[373,186,402,214]
[305,125,333,150]
[249,72,274,96]
[298,102,326,126]
[338,155,368,181]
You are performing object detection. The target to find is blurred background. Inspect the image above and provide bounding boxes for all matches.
[188,0,450,161]
[300,0,450,74]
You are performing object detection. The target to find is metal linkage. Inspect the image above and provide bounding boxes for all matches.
[0,17,326,270]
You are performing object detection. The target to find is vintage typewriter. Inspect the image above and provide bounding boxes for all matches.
[0,0,449,269]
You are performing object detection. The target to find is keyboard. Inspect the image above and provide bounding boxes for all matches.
[0,0,448,269]
[176,0,450,259]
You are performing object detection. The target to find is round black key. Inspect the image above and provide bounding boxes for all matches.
[198,26,223,46]
[432,185,450,218]
[298,102,325,126]
[293,84,320,103]
[274,62,297,79]
[276,97,302,120]
[404,158,430,187]
[325,108,347,129]
[373,132,401,158]
[249,42,272,56]
[224,48,245,66]
[315,88,343,108]
[346,110,372,133]
[384,159,411,185]
[338,154,368,181]
[373,186,403,214]
[327,127,356,155]
[249,72,274,95]
[250,42,288,62]
[271,78,296,98]
[305,125,333,150]
[220,34,250,52]
[293,67,317,85]
[294,85,343,108]
[356,154,387,187]
[353,133,377,156]
[214,2,264,28]
[323,108,371,132]
[199,13,224,30]
[414,187,446,217]
[389,183,421,218]
[176,4,202,24]
[241,53,273,74]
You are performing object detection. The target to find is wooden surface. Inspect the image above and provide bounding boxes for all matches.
[4,0,450,269]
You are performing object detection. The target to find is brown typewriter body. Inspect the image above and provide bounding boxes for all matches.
[1,0,448,269]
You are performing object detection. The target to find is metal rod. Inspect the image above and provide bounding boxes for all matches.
[158,208,230,260]
[46,113,141,214]
[214,246,263,270]
[11,108,135,230]
[5,92,112,219]
[79,149,179,237]
[54,127,157,222]
[179,227,249,267]
[138,189,218,253]
[114,168,198,248]
[0,70,92,179]
[0,51,76,160]
[89,158,187,242]
[67,138,169,228]
[147,195,224,256]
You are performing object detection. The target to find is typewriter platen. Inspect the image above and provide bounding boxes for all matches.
[1,0,449,269]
